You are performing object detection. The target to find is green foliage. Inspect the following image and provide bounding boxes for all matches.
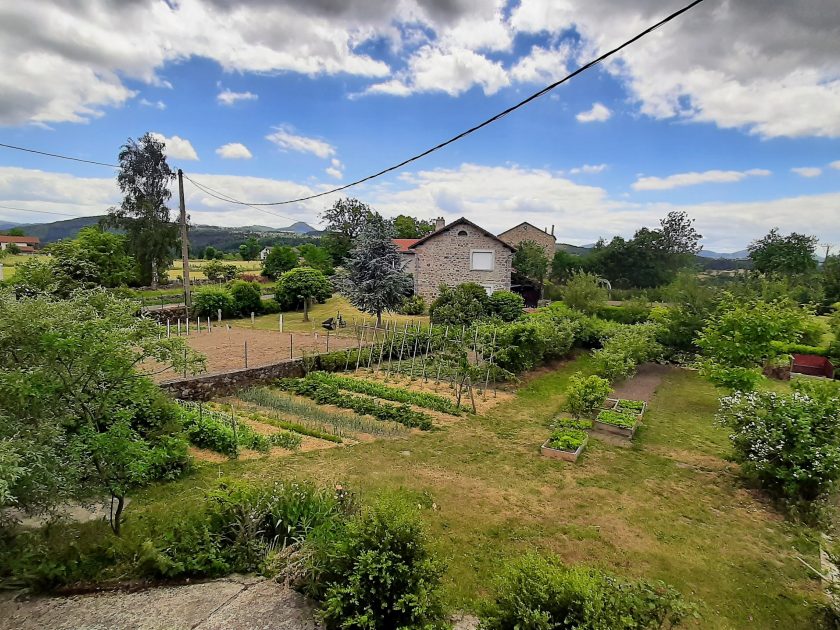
[716,385,840,517]
[748,228,819,275]
[193,286,235,318]
[824,255,840,303]
[485,315,577,374]
[616,399,645,412]
[552,417,593,431]
[275,378,434,430]
[334,213,413,325]
[550,249,583,283]
[596,409,637,429]
[238,237,261,261]
[479,553,690,630]
[393,214,434,238]
[178,403,301,455]
[228,279,262,316]
[50,226,136,288]
[562,271,608,314]
[275,267,332,320]
[400,294,426,315]
[488,290,525,322]
[262,245,299,279]
[298,243,334,275]
[304,372,463,414]
[202,259,239,282]
[316,348,373,372]
[596,301,651,324]
[0,289,202,531]
[564,373,611,418]
[513,240,550,290]
[547,428,587,451]
[591,324,662,382]
[105,132,179,287]
[302,496,448,630]
[430,282,490,325]
[320,198,372,263]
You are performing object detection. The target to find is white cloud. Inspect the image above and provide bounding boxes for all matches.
[569,164,607,175]
[830,161,840,171]
[632,168,771,191]
[266,125,335,159]
[139,98,166,110]
[509,44,572,84]
[217,89,258,106]
[366,45,509,97]
[215,142,253,160]
[326,158,344,179]
[576,102,611,123]
[791,166,822,178]
[150,132,199,161]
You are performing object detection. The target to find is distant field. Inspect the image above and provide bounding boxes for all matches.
[165,259,263,281]
[0,254,36,280]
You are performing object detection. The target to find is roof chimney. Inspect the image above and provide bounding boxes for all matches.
[434,217,445,231]
[551,224,555,236]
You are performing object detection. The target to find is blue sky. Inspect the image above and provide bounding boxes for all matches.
[0,0,838,251]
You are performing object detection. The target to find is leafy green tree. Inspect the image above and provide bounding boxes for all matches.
[429,283,490,326]
[320,198,371,263]
[512,240,549,297]
[193,287,235,317]
[335,213,412,327]
[106,133,179,288]
[202,259,238,282]
[748,228,818,275]
[562,271,607,314]
[824,254,840,303]
[5,243,20,255]
[298,243,334,275]
[2,228,25,237]
[11,256,90,298]
[229,280,262,316]
[393,214,434,239]
[565,373,612,418]
[275,267,332,321]
[550,250,582,283]
[238,237,261,261]
[50,227,136,288]
[262,245,299,279]
[0,289,203,532]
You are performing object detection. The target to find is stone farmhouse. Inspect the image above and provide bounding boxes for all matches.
[498,221,556,260]
[0,235,39,253]
[394,217,516,303]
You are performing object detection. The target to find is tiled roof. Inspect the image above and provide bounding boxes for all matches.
[392,238,420,253]
[0,235,39,244]
[407,217,516,252]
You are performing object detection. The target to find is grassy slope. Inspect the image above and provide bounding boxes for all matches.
[134,356,822,628]
[231,295,430,333]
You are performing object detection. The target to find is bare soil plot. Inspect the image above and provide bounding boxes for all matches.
[609,362,676,401]
[148,328,357,380]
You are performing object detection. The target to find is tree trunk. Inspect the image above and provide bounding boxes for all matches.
[111,494,125,536]
[150,259,158,290]
[303,298,310,322]
[376,309,383,328]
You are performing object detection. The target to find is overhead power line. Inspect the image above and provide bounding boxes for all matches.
[0,203,77,217]
[199,0,707,207]
[183,174,301,224]
[0,142,119,168]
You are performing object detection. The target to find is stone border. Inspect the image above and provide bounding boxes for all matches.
[160,358,306,400]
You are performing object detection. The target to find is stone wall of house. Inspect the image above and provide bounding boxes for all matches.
[412,224,513,302]
[160,358,306,400]
[499,223,556,260]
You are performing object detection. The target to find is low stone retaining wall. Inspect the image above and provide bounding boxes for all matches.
[143,305,189,322]
[160,358,305,400]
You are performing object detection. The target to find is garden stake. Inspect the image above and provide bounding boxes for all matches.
[167,319,171,338]
[420,322,433,382]
[244,340,248,368]
[367,328,377,369]
[396,322,408,375]
[434,326,449,388]
[483,327,497,399]
[186,317,190,335]
[409,329,420,377]
[177,319,181,336]
[377,325,387,370]
[289,333,293,359]
[354,324,365,372]
[386,325,397,375]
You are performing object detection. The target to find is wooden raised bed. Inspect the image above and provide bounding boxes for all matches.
[541,437,587,463]
[593,419,637,439]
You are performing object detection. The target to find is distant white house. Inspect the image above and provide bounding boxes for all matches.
[259,246,271,261]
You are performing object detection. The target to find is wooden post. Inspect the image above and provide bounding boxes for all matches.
[420,322,433,381]
[207,316,211,332]
[396,323,409,375]
[244,340,248,368]
[251,312,255,326]
[289,333,293,359]
[326,330,330,352]
[279,313,283,332]
[434,326,449,386]
[177,169,192,310]
[166,319,171,338]
[186,317,190,335]
[197,317,201,333]
[177,318,181,336]
[355,324,365,372]
[367,328,377,369]
[217,308,222,323]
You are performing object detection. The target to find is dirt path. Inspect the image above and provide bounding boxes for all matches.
[609,362,677,402]
[0,577,321,630]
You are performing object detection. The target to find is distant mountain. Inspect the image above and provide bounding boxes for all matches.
[17,215,104,243]
[698,249,749,260]
[237,221,316,234]
[0,221,23,230]
[556,242,592,256]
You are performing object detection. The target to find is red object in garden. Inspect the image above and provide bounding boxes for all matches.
[791,354,835,379]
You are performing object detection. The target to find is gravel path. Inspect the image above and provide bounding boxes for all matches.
[609,363,678,402]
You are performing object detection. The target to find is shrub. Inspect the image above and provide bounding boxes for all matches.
[596,409,637,429]
[716,387,840,515]
[562,271,608,314]
[596,298,651,324]
[489,290,525,322]
[565,373,611,419]
[193,287,235,318]
[202,260,238,282]
[479,553,690,630]
[260,298,282,314]
[228,280,262,317]
[429,282,490,325]
[591,323,662,382]
[302,497,448,629]
[547,428,587,451]
[400,294,426,315]
[180,405,238,455]
[488,317,577,374]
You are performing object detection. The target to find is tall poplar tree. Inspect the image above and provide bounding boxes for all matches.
[107,133,179,288]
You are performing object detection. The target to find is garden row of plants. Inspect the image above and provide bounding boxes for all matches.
[302,371,464,415]
[178,401,301,455]
[0,480,691,629]
[237,387,408,438]
[274,378,434,430]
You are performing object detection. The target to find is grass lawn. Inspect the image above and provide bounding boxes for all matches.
[0,254,36,280]
[132,355,823,628]
[232,295,430,333]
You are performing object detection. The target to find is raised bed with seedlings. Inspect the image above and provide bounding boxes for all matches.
[615,398,646,416]
[594,409,639,439]
[542,428,588,462]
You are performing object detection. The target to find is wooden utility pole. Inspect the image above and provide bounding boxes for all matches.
[178,169,192,310]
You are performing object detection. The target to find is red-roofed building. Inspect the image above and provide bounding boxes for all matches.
[0,235,39,253]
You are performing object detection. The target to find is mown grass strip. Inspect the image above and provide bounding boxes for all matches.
[305,371,463,415]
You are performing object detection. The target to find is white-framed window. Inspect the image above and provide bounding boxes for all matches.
[470,249,495,271]
[480,284,495,296]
